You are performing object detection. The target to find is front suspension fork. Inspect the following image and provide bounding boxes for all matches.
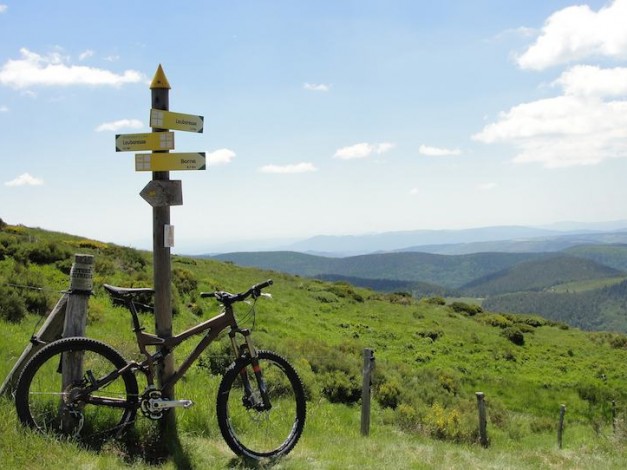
[229,329,271,410]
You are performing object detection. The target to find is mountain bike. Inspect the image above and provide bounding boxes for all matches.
[14,279,306,460]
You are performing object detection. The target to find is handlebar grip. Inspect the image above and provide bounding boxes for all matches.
[254,279,273,290]
[199,292,216,298]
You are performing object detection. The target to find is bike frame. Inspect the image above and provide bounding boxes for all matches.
[119,295,257,394]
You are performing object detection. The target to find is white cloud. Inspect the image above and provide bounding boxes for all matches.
[206,148,235,166]
[473,92,627,168]
[0,5,7,14]
[334,142,395,159]
[304,82,330,92]
[554,65,627,98]
[409,187,419,196]
[0,48,144,89]
[79,49,95,61]
[95,119,143,132]
[5,173,44,187]
[0,105,8,112]
[476,1,627,170]
[517,0,627,70]
[418,145,461,157]
[260,162,317,174]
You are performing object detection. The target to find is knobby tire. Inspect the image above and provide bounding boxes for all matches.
[14,337,138,444]
[216,350,306,460]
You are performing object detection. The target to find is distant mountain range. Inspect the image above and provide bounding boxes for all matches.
[275,221,627,256]
[205,226,627,332]
[194,221,627,256]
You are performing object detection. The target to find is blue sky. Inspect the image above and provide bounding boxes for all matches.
[2,0,627,253]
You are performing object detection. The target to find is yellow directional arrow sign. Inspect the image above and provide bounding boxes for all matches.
[116,132,175,152]
[150,109,204,133]
[135,152,206,172]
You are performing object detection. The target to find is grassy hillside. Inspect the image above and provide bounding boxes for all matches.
[1,221,626,468]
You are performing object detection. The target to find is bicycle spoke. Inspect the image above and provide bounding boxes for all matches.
[217,351,306,459]
[16,338,138,445]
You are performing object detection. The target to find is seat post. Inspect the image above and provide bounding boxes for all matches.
[125,296,143,332]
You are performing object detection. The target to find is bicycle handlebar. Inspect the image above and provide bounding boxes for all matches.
[200,279,273,304]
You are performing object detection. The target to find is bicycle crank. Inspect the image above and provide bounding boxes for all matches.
[141,390,194,419]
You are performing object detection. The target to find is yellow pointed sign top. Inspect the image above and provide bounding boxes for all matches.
[150,64,171,89]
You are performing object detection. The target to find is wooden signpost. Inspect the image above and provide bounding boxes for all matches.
[115,64,205,438]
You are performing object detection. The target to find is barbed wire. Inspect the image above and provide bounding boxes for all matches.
[1,281,64,294]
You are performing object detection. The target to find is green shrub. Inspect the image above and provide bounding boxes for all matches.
[385,292,414,305]
[292,357,318,401]
[610,335,627,349]
[416,329,444,341]
[424,402,475,443]
[25,241,71,265]
[0,266,50,321]
[477,313,513,329]
[320,370,361,404]
[173,267,198,295]
[501,327,525,346]
[312,291,339,303]
[424,296,446,306]
[450,301,482,316]
[396,403,420,431]
[326,282,364,303]
[377,379,402,409]
[0,287,27,322]
[197,340,233,375]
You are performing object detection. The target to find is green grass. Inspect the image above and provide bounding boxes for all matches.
[548,276,627,293]
[2,396,626,469]
[1,223,627,468]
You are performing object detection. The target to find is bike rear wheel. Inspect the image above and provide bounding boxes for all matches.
[216,350,306,460]
[15,337,138,444]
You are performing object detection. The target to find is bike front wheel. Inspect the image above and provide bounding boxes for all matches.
[216,350,306,460]
[15,337,138,445]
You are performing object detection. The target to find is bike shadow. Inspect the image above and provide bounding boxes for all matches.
[227,457,284,469]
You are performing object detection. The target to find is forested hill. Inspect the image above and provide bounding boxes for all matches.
[211,251,545,289]
[210,249,627,332]
[461,254,623,295]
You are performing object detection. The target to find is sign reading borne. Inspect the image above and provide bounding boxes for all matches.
[135,152,206,172]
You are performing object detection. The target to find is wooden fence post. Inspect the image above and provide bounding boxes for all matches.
[361,348,375,436]
[558,404,567,449]
[476,392,489,447]
[60,254,94,432]
[62,254,94,337]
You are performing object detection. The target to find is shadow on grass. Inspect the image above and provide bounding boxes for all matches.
[113,419,193,469]
[227,457,286,469]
